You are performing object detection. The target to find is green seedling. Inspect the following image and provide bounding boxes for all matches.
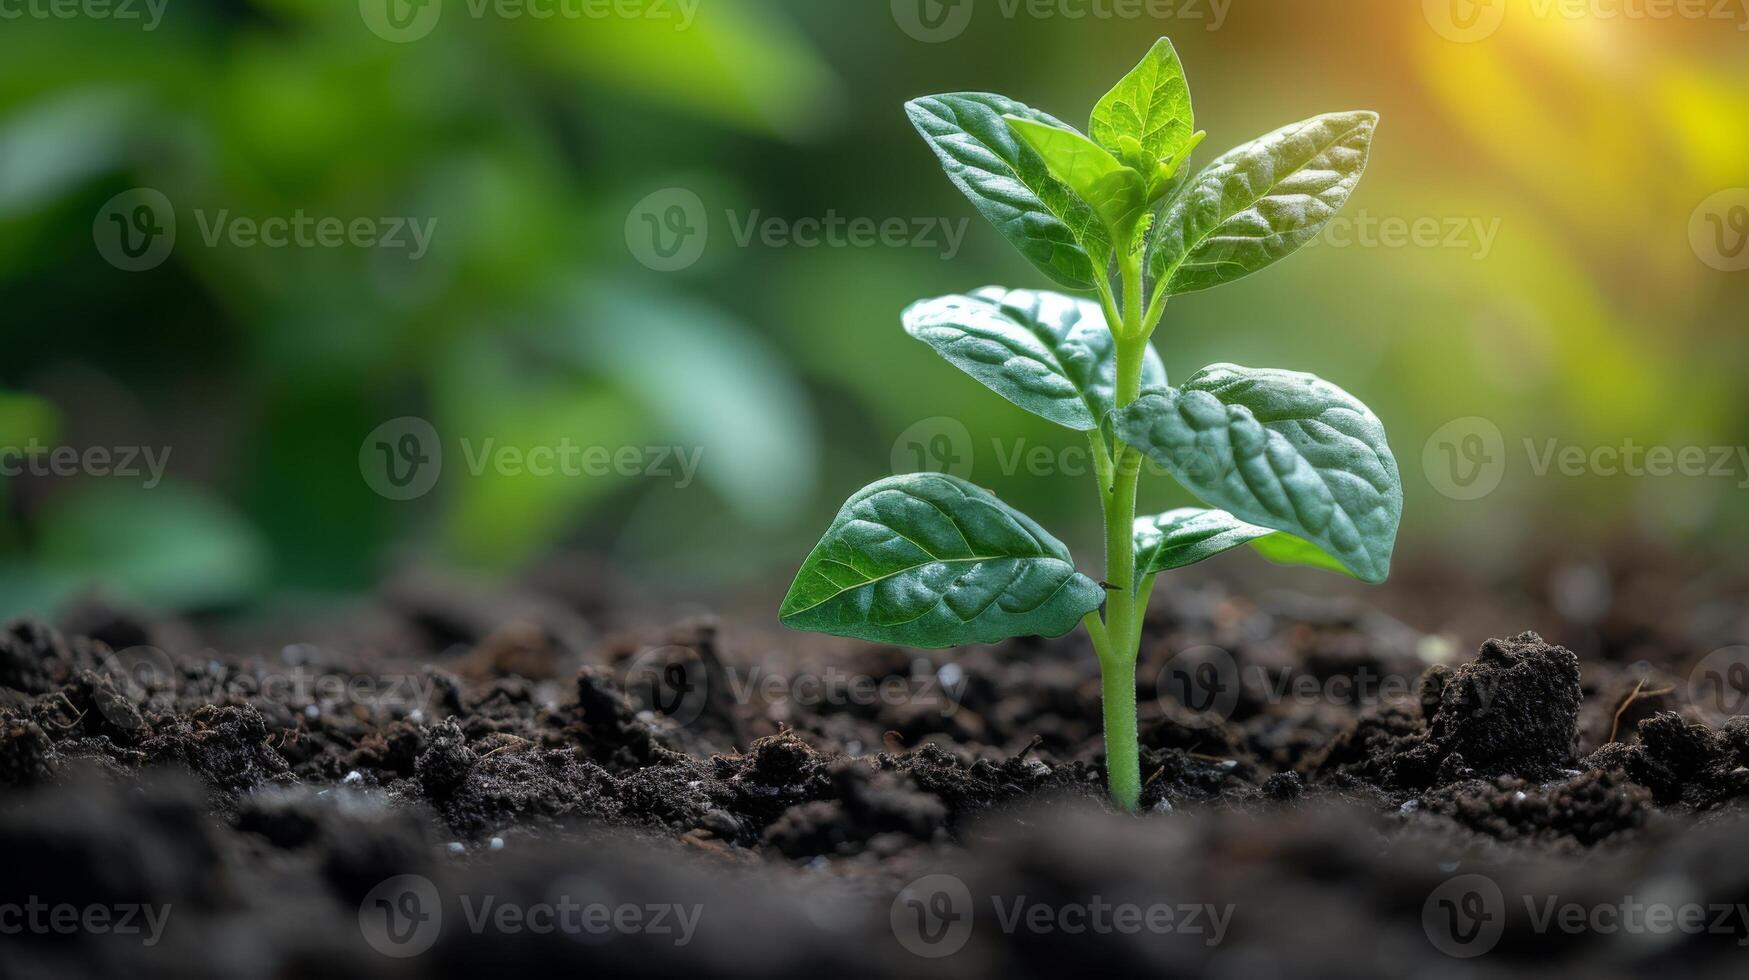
[779,38,1402,810]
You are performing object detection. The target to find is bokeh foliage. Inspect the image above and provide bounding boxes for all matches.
[1,1,1745,617]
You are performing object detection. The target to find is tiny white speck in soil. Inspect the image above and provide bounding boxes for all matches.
[1400,799,1420,813]
[303,705,319,719]
[342,770,362,785]
[446,842,465,855]
[489,837,504,851]
[1439,861,1459,873]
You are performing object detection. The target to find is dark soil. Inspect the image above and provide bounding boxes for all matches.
[2,555,1748,977]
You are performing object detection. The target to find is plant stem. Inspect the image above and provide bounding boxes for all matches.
[1092,254,1150,811]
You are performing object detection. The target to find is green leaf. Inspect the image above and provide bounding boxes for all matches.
[1134,507,1354,581]
[906,93,1110,289]
[1150,111,1378,295]
[1133,507,1275,576]
[901,287,1166,431]
[780,474,1105,648]
[1090,38,1197,173]
[1003,116,1146,243]
[1114,364,1402,583]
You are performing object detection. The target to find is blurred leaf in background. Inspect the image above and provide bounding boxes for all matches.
[1,1,1746,619]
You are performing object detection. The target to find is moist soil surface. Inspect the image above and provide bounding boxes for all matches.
[2,554,1748,978]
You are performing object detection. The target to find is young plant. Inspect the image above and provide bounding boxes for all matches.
[778,38,1402,810]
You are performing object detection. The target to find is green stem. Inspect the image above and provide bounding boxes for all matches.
[1100,644,1141,810]
[1089,253,1150,811]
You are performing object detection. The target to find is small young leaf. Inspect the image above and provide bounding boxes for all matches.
[1134,507,1354,581]
[779,474,1105,648]
[902,287,1166,431]
[906,93,1111,289]
[1090,38,1197,172]
[1003,116,1147,243]
[1150,111,1378,295]
[1133,507,1275,576]
[1114,364,1402,583]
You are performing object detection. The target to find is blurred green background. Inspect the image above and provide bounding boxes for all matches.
[1,0,1746,619]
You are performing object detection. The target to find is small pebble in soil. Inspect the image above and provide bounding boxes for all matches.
[489,837,504,851]
[937,662,963,688]
[342,770,362,785]
[1400,799,1420,814]
[447,841,465,855]
[303,705,319,719]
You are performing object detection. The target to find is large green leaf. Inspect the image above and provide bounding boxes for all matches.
[1134,507,1351,581]
[906,93,1109,288]
[1114,364,1401,583]
[779,474,1104,648]
[1150,111,1378,295]
[1003,117,1146,243]
[1090,38,1197,171]
[901,287,1166,431]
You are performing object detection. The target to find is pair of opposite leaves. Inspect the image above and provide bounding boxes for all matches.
[779,41,1402,649]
